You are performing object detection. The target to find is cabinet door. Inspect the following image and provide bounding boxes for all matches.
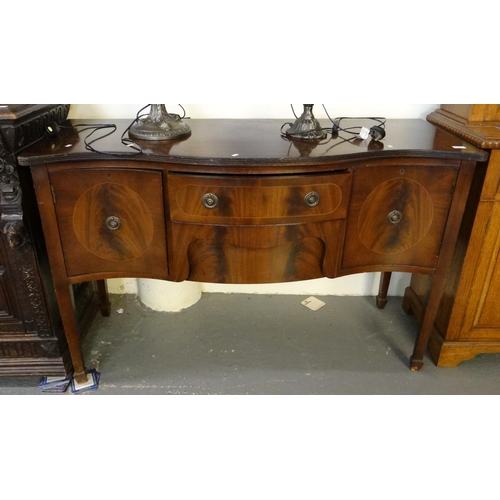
[475,227,500,328]
[342,162,459,273]
[453,198,500,340]
[49,167,168,280]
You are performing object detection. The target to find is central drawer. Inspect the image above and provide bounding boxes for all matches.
[168,172,351,225]
[167,172,351,283]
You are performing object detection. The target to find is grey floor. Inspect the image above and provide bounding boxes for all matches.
[2,293,500,395]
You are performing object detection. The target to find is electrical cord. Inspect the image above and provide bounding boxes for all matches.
[48,104,189,157]
[281,104,334,142]
[282,104,387,142]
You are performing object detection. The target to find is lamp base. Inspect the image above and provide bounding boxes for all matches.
[285,104,327,141]
[129,104,191,141]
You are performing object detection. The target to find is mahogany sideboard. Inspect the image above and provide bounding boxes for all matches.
[17,118,488,384]
[0,105,100,377]
[403,105,500,366]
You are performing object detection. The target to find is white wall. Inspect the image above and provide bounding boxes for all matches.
[68,104,438,311]
[68,104,436,120]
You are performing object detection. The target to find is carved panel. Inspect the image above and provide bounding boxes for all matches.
[0,106,71,342]
[0,220,53,337]
[0,135,8,163]
[0,105,90,376]
[0,340,60,358]
[0,265,17,320]
[3,221,29,252]
[0,160,22,205]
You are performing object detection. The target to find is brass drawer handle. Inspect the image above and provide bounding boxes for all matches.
[105,216,122,231]
[202,193,219,209]
[388,210,403,224]
[304,191,320,208]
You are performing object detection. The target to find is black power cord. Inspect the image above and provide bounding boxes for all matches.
[45,104,189,157]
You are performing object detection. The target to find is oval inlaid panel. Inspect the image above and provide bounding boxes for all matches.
[73,183,154,261]
[358,179,434,254]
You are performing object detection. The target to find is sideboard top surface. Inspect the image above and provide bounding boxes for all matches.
[17,118,488,168]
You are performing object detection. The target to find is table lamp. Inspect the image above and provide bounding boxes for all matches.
[129,104,191,141]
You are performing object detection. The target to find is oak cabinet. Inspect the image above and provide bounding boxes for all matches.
[404,105,500,366]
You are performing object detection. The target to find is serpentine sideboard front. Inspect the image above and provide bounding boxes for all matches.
[18,119,488,384]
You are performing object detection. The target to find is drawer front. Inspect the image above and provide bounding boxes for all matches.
[170,221,343,284]
[49,168,168,279]
[168,172,351,225]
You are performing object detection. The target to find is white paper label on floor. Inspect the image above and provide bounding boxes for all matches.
[301,296,326,311]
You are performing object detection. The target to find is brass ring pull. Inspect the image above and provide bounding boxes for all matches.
[202,193,219,209]
[304,191,320,208]
[388,210,403,225]
[105,216,122,231]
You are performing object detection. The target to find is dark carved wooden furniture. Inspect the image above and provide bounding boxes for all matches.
[402,105,500,366]
[0,105,101,377]
[17,118,487,383]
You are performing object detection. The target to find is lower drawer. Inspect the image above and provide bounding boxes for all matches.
[169,220,343,284]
